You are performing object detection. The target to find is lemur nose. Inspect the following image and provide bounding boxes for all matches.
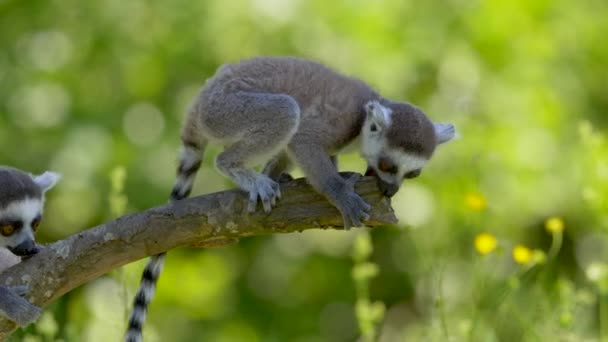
[8,240,39,257]
[377,179,399,198]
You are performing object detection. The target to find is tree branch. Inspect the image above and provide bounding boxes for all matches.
[0,175,397,339]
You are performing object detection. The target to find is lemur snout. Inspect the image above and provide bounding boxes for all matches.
[9,240,39,257]
[377,179,399,197]
[365,166,398,197]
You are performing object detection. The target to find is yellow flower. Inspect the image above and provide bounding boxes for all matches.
[513,245,533,264]
[465,192,487,211]
[475,233,497,255]
[545,217,565,234]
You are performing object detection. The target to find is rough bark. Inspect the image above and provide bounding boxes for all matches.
[0,175,397,339]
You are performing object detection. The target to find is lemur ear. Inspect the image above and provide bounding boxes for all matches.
[434,123,456,144]
[364,101,391,131]
[32,171,61,193]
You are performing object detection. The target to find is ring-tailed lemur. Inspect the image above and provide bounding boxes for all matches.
[125,56,455,342]
[0,166,60,327]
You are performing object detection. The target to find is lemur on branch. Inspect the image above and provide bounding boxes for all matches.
[125,57,455,342]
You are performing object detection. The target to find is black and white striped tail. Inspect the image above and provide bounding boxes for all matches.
[125,253,165,342]
[125,144,202,342]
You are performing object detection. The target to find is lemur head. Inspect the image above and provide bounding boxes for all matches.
[0,167,60,257]
[361,100,455,197]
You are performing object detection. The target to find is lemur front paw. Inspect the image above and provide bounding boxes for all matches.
[336,174,371,230]
[337,191,371,230]
[10,285,30,297]
[12,302,42,327]
[248,175,281,213]
[0,285,42,327]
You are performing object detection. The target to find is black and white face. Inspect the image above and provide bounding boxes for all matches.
[361,138,428,197]
[363,154,427,197]
[0,198,43,257]
[360,101,455,197]
[0,169,60,257]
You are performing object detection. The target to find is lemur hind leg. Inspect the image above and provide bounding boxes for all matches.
[202,91,300,212]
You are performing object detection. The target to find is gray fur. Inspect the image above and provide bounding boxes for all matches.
[126,56,455,342]
[193,57,379,221]
[188,56,453,224]
[0,167,60,327]
[381,101,438,158]
[0,285,42,327]
[0,167,42,208]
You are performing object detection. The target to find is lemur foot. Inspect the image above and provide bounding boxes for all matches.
[248,175,281,213]
[0,285,42,327]
[11,285,30,297]
[335,173,371,230]
[12,301,41,327]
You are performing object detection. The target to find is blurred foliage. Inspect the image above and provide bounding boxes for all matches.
[352,232,385,341]
[1,0,608,340]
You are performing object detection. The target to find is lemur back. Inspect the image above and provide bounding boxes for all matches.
[126,57,455,341]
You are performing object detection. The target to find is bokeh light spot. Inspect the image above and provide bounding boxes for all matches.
[391,183,435,227]
[123,103,166,146]
[465,192,487,211]
[83,278,128,342]
[21,30,73,71]
[9,83,70,128]
[51,125,112,180]
[575,233,608,272]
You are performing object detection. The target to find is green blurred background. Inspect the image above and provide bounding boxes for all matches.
[1,0,608,341]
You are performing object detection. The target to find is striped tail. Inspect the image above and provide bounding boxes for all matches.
[124,253,165,342]
[125,142,204,342]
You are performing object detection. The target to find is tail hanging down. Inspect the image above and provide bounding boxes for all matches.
[125,142,204,342]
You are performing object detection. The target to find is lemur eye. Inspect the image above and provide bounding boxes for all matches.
[0,224,15,236]
[378,159,398,174]
[404,169,421,179]
[32,217,41,231]
[370,123,377,132]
